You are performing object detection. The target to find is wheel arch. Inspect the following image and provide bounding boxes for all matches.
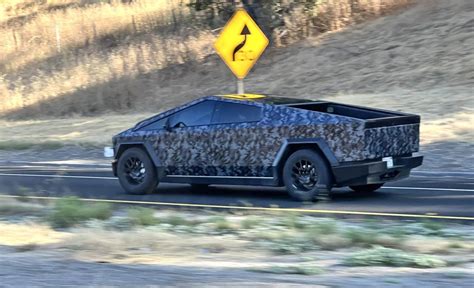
[115,142,161,167]
[273,139,339,185]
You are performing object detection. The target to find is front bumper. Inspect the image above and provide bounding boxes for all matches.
[112,159,118,177]
[332,155,423,187]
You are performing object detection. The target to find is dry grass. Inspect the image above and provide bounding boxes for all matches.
[0,222,70,246]
[0,113,150,146]
[0,0,415,118]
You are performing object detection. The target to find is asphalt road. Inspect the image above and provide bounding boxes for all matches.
[0,163,473,218]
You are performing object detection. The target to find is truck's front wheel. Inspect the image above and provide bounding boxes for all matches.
[117,147,158,195]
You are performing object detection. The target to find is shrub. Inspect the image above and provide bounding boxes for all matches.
[48,197,112,228]
[211,216,234,232]
[127,207,157,226]
[160,215,193,226]
[422,221,445,232]
[280,214,307,230]
[344,246,447,268]
[344,228,379,247]
[240,216,261,230]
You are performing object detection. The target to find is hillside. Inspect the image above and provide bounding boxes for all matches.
[1,0,414,117]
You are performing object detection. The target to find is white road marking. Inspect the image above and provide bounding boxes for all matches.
[0,172,473,192]
[0,173,116,180]
[382,186,474,192]
[413,170,474,176]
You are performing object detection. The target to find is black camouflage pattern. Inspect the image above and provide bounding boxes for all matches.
[113,96,419,177]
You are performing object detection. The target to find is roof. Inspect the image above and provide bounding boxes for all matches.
[217,94,314,105]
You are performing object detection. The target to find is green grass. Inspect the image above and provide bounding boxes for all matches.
[240,216,261,229]
[211,216,234,232]
[159,215,194,226]
[0,140,64,151]
[344,246,447,268]
[127,207,157,226]
[422,220,445,232]
[48,197,113,228]
[344,228,380,247]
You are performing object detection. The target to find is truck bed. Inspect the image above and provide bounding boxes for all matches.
[287,101,420,128]
[288,101,421,160]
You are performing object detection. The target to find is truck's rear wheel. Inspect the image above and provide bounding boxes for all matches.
[349,183,384,193]
[117,147,158,195]
[282,149,332,201]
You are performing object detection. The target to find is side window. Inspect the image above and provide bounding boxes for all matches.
[141,117,168,131]
[212,101,262,124]
[169,100,215,128]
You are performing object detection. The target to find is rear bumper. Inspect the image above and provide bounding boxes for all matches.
[332,155,423,186]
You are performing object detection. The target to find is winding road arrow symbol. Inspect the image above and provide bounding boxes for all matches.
[232,24,250,61]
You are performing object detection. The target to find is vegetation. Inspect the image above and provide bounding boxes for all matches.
[0,0,413,118]
[249,263,323,275]
[344,246,447,268]
[126,207,157,226]
[48,197,112,228]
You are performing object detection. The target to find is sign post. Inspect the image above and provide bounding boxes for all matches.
[214,8,269,94]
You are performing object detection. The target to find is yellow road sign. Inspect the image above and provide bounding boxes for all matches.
[214,8,269,79]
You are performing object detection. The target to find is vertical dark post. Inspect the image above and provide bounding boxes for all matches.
[131,15,137,33]
[92,22,98,39]
[12,29,18,51]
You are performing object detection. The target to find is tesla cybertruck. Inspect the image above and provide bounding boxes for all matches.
[109,94,422,201]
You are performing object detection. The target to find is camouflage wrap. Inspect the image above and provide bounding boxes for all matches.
[113,96,420,177]
[363,124,420,159]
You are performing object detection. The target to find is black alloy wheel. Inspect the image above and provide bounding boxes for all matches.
[283,149,333,201]
[117,147,158,195]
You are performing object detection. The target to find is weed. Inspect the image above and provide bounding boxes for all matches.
[344,246,447,268]
[240,216,261,230]
[344,228,379,247]
[48,197,112,228]
[127,207,157,226]
[422,221,445,232]
[160,215,192,226]
[211,216,234,232]
[281,214,307,230]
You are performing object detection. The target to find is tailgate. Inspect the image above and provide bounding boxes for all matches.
[363,122,420,159]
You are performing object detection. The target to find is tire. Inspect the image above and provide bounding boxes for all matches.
[117,147,159,195]
[349,183,384,193]
[282,149,333,201]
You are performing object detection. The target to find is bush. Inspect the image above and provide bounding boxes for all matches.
[160,215,193,226]
[345,246,447,268]
[127,207,157,226]
[344,228,379,247]
[211,216,234,233]
[422,221,445,232]
[240,216,261,230]
[48,197,112,228]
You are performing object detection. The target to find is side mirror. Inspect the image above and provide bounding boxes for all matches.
[164,118,172,132]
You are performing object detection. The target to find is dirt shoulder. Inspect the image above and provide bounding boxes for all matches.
[1,246,473,287]
[1,199,474,287]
